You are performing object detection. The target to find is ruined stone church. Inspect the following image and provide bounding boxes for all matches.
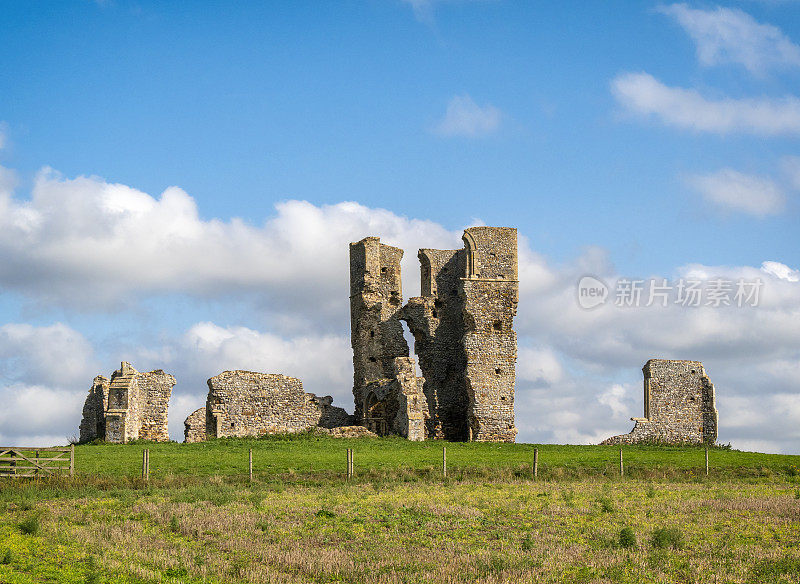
[350,226,519,442]
[78,224,721,447]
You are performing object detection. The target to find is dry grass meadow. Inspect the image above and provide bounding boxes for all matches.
[1,437,799,583]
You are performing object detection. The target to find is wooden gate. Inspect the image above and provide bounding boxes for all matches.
[0,446,74,478]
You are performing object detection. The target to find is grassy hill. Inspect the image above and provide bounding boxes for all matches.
[1,436,799,584]
[72,434,800,480]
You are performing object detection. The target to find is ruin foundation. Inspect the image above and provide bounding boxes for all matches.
[184,370,353,442]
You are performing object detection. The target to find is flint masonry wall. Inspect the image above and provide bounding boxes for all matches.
[204,371,352,439]
[184,407,206,443]
[78,376,110,443]
[351,227,518,442]
[80,362,175,443]
[349,237,428,440]
[601,359,719,445]
[460,227,519,442]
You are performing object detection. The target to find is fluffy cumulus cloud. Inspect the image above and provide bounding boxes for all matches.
[658,3,800,74]
[612,72,800,135]
[434,95,502,137]
[2,168,799,452]
[684,168,786,217]
[0,323,97,446]
[0,168,462,326]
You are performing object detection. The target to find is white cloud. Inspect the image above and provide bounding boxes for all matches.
[598,383,635,418]
[684,168,786,217]
[658,4,800,74]
[434,95,502,137]
[780,155,800,190]
[612,72,800,135]
[0,168,463,324]
[0,323,97,446]
[0,323,96,387]
[517,347,564,386]
[762,260,800,282]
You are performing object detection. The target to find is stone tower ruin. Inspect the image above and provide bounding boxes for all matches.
[602,359,719,445]
[350,226,518,442]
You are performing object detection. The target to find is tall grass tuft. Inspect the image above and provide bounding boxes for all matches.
[18,515,41,536]
[651,527,683,549]
[618,527,637,549]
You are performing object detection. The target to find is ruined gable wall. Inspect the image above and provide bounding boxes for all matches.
[184,408,206,443]
[402,248,468,440]
[79,376,110,443]
[461,227,518,442]
[105,362,140,443]
[137,370,176,442]
[205,371,351,438]
[601,359,719,445]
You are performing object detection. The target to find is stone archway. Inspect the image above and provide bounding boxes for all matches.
[364,392,388,436]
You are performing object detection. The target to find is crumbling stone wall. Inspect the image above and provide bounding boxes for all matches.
[78,376,110,443]
[80,362,175,443]
[203,371,352,439]
[184,407,206,443]
[351,227,518,442]
[360,357,429,439]
[402,248,468,440]
[601,359,719,445]
[349,237,428,440]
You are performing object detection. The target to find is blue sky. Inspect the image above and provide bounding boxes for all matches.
[0,1,798,451]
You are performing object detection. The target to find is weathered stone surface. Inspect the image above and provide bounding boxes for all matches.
[319,425,378,438]
[349,237,428,440]
[461,226,519,442]
[203,370,353,439]
[80,362,175,443]
[183,408,206,443]
[601,359,719,445]
[79,376,110,443]
[402,248,468,440]
[350,227,518,442]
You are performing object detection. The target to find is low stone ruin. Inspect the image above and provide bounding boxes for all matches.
[79,362,176,444]
[184,370,353,442]
[601,359,719,445]
[350,226,519,442]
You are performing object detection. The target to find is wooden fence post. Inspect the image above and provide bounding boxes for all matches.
[533,448,539,480]
[142,449,149,481]
[442,446,447,478]
[69,444,74,477]
[619,448,624,477]
[346,448,353,480]
[249,448,253,482]
[705,447,709,476]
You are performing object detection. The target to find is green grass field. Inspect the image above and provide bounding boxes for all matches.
[1,435,799,583]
